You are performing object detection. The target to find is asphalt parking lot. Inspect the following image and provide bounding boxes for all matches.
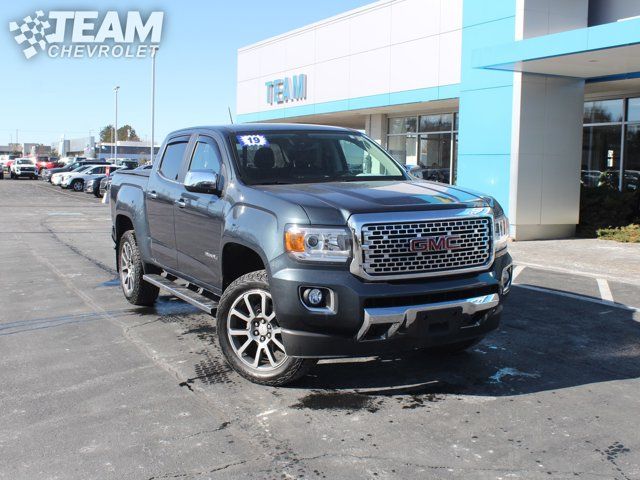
[1,179,639,480]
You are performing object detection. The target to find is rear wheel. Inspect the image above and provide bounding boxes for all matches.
[118,230,159,306]
[217,270,315,386]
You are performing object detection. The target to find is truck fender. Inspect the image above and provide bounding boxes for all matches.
[221,204,280,277]
[113,185,153,262]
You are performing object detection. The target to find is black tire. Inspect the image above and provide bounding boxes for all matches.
[71,179,84,191]
[216,270,316,386]
[118,230,159,306]
[424,337,482,355]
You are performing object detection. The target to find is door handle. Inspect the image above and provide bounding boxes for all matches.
[148,190,158,199]
[176,198,186,208]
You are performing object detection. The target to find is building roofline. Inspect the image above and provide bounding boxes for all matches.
[237,0,394,52]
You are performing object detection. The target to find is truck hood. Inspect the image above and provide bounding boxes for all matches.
[255,180,489,225]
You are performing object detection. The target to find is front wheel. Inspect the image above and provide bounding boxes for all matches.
[71,179,83,191]
[118,230,159,306]
[217,270,315,386]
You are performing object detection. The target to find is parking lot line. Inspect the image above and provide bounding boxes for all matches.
[596,278,614,302]
[515,283,639,313]
[512,265,525,281]
[513,260,640,287]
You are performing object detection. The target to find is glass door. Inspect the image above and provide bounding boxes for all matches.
[417,133,451,184]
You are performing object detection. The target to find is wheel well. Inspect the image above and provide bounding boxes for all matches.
[222,243,265,290]
[115,215,134,244]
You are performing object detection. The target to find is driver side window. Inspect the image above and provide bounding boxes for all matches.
[189,141,221,174]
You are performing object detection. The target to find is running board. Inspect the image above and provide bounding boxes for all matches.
[143,274,218,314]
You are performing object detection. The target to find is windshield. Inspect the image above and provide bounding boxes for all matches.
[231,131,405,185]
[72,165,92,173]
[17,159,33,165]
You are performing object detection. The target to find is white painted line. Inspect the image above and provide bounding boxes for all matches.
[596,278,614,302]
[256,409,277,417]
[512,265,525,282]
[514,284,639,313]
[512,260,640,287]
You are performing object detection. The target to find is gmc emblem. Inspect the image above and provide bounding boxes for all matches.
[409,235,463,252]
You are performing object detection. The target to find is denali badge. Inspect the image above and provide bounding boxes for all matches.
[410,235,463,252]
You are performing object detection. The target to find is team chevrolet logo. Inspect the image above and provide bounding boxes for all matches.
[9,10,163,59]
[409,235,463,253]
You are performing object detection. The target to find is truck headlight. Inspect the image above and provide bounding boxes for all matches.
[285,225,352,263]
[494,214,509,253]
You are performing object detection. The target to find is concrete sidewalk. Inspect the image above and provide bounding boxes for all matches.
[509,238,640,286]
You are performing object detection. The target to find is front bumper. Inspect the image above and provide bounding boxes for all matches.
[270,252,512,358]
[14,170,37,177]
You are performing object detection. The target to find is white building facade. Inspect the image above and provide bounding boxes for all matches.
[237,0,640,240]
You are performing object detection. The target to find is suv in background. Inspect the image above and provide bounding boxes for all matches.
[10,158,38,179]
[61,164,122,191]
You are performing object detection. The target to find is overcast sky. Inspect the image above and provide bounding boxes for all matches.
[0,0,370,146]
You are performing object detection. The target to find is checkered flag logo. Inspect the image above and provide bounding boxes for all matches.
[9,10,51,59]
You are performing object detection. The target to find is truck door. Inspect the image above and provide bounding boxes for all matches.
[146,136,191,270]
[174,135,224,290]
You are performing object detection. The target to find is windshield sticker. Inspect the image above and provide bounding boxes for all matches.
[237,135,269,147]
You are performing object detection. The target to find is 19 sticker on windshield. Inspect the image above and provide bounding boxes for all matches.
[237,135,269,147]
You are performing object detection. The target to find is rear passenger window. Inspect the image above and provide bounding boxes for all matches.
[189,141,221,173]
[159,142,188,181]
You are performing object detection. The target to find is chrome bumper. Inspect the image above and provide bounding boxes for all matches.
[357,293,500,341]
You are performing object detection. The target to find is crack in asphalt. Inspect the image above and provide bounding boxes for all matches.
[40,215,117,276]
[144,459,248,480]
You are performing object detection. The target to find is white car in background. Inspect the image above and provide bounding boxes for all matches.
[60,164,122,191]
[51,165,93,186]
[10,158,38,179]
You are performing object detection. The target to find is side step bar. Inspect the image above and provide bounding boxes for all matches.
[143,274,218,315]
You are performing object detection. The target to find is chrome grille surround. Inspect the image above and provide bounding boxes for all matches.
[348,208,495,281]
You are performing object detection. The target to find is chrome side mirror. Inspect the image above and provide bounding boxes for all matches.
[184,170,221,195]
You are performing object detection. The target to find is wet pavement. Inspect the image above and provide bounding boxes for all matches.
[1,179,639,480]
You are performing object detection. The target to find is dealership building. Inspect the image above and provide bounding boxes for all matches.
[237,0,640,239]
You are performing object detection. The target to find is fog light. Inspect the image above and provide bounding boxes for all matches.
[307,288,323,306]
[300,286,335,312]
[501,266,513,294]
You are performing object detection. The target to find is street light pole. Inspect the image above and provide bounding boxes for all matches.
[114,86,120,161]
[151,47,157,163]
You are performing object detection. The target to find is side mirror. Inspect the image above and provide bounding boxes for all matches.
[184,170,221,195]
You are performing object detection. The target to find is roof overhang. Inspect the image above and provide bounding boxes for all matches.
[473,17,640,79]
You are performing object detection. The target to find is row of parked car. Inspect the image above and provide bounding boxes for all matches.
[0,156,144,198]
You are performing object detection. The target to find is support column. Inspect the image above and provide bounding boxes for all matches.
[458,0,588,240]
[365,114,386,145]
[509,0,588,240]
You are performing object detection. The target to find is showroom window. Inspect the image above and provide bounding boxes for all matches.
[582,98,640,192]
[386,112,458,184]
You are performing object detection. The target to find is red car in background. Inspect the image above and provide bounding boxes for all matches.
[35,156,63,173]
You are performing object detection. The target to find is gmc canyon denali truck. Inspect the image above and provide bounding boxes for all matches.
[110,124,512,386]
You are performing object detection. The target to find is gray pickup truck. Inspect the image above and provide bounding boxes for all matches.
[110,124,512,386]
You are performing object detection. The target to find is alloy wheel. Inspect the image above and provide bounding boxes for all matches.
[227,289,287,371]
[120,241,134,295]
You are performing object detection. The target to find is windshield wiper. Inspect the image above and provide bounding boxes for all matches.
[254,180,292,185]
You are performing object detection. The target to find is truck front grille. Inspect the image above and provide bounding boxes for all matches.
[361,217,492,277]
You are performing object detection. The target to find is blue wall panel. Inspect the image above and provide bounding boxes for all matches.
[457,0,516,214]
